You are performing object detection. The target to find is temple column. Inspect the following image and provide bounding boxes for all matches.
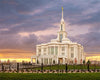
[63,58,65,64]
[48,58,49,65]
[54,45,55,55]
[31,58,33,63]
[56,57,58,64]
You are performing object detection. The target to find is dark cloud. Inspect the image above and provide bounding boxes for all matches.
[69,31,100,53]
[37,35,57,44]
[75,11,100,25]
[89,24,100,32]
[0,0,100,54]
[0,34,37,53]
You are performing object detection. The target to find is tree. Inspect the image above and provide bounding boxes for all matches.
[87,60,91,64]
[83,60,85,64]
[41,63,43,73]
[53,60,55,64]
[87,60,91,71]
[75,58,77,64]
[37,59,39,64]
[83,60,85,70]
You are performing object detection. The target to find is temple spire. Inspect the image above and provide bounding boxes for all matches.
[60,7,65,31]
[62,7,63,20]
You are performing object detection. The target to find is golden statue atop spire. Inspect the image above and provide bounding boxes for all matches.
[62,7,63,11]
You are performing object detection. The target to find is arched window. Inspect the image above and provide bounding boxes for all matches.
[60,34,63,42]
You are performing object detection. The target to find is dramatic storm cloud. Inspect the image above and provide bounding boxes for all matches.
[0,0,100,58]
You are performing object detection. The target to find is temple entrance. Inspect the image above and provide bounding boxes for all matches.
[31,58,36,63]
[58,58,63,64]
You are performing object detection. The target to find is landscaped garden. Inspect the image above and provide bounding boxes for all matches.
[0,63,100,80]
[30,64,100,70]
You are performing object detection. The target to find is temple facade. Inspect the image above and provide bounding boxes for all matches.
[31,7,85,65]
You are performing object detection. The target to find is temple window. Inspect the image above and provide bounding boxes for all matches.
[44,53,46,55]
[49,58,52,64]
[71,47,74,51]
[60,34,63,42]
[61,24,63,31]
[55,46,58,55]
[48,47,51,55]
[44,48,46,52]
[38,49,41,55]
[51,46,54,55]
[44,58,48,64]
[62,46,65,51]
[71,53,74,58]
[38,49,41,52]
[62,53,65,55]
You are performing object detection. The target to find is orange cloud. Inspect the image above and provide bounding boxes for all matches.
[0,49,100,62]
[0,49,35,61]
[86,56,100,61]
[86,52,100,61]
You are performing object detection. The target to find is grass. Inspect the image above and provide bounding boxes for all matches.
[0,73,100,80]
[32,64,100,70]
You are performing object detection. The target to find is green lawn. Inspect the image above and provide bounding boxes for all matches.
[0,73,100,80]
[32,64,100,70]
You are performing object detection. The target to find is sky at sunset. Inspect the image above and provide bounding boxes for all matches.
[0,0,100,62]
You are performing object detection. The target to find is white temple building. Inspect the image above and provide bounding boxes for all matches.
[31,7,85,65]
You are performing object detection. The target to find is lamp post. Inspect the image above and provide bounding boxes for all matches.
[1,63,4,71]
[65,63,68,72]
[41,63,43,73]
[58,60,60,71]
[87,60,90,71]
[17,63,19,73]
